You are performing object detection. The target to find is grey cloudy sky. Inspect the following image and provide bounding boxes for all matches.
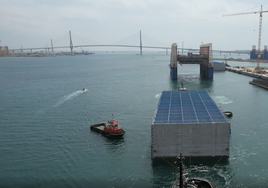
[1,0,268,51]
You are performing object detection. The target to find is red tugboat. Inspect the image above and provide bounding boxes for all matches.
[90,114,125,137]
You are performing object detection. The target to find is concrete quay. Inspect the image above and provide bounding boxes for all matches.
[215,58,268,63]
[249,80,268,89]
[225,66,268,80]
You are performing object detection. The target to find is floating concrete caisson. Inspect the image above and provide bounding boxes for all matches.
[151,90,230,158]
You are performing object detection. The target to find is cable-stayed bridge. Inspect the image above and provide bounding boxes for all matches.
[9,31,250,55]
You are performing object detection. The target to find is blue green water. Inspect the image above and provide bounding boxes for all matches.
[0,54,268,187]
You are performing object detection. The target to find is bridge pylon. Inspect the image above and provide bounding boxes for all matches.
[51,39,54,52]
[69,30,73,55]
[140,30,142,55]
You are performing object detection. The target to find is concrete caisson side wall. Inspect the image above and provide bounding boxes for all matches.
[152,122,230,158]
[213,62,226,71]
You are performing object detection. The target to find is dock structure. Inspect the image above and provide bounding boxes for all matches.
[225,66,268,89]
[170,43,214,80]
[151,90,230,158]
[225,66,268,80]
[249,79,268,89]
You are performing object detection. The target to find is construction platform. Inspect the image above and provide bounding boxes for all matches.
[151,90,230,158]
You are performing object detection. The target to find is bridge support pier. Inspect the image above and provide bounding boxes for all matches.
[170,67,177,80]
[176,43,214,79]
[200,65,213,79]
[199,43,213,79]
[170,43,178,80]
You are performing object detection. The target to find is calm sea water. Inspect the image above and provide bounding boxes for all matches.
[0,53,268,188]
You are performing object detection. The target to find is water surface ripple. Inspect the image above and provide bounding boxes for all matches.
[0,54,268,187]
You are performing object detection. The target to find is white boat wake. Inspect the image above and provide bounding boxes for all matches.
[212,96,233,105]
[54,89,86,107]
[155,93,161,99]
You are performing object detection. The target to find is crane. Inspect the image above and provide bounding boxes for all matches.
[223,5,268,71]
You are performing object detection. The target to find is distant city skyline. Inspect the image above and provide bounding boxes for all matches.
[1,0,268,51]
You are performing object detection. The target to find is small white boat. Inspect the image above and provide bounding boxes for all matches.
[179,87,187,91]
[178,82,187,91]
[82,88,87,92]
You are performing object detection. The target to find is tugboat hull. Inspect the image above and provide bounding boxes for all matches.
[90,123,125,137]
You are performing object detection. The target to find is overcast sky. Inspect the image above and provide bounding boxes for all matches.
[1,0,268,51]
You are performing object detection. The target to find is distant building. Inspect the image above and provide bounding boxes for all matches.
[250,45,268,60]
[0,46,9,56]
